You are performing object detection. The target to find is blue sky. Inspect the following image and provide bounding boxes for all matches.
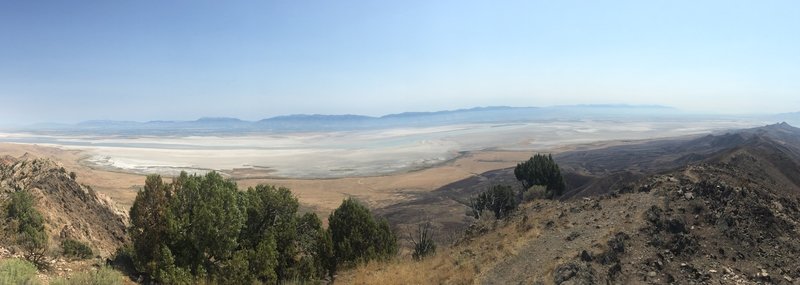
[1,0,799,124]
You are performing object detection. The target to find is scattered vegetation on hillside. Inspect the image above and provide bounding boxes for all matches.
[467,154,565,220]
[128,172,397,284]
[0,258,124,285]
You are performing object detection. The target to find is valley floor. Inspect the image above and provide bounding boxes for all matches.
[0,142,534,217]
[0,133,704,220]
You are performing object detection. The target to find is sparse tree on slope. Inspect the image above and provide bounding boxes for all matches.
[514,153,566,198]
[7,190,48,267]
[328,198,398,269]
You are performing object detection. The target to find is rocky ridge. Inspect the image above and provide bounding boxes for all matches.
[348,124,800,284]
[1,154,128,258]
[478,125,800,284]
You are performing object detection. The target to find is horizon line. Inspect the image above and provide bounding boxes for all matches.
[7,104,682,127]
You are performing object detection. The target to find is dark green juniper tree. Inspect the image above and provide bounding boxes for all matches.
[7,190,48,267]
[514,153,566,198]
[128,172,385,284]
[327,198,398,269]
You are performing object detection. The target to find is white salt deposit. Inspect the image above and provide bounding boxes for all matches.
[0,119,765,178]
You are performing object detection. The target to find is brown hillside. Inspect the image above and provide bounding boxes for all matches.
[344,124,800,284]
[378,123,800,246]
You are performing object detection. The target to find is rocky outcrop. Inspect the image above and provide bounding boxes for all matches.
[1,155,128,257]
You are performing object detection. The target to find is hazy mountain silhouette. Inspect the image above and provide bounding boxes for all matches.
[11,105,685,134]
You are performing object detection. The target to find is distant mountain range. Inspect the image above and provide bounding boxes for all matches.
[775,111,800,125]
[7,104,789,135]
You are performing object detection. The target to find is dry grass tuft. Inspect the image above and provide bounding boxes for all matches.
[339,250,476,285]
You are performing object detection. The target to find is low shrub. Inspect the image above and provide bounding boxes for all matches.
[62,239,93,259]
[522,185,548,202]
[470,185,518,219]
[410,222,436,260]
[50,267,125,285]
[0,258,41,285]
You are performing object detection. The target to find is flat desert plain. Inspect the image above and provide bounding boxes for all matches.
[0,119,763,216]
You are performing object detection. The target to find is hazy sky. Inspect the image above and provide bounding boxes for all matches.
[1,0,799,124]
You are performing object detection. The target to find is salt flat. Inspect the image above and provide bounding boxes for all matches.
[0,119,763,179]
